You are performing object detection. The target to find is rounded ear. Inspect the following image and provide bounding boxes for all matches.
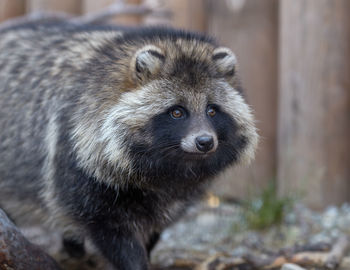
[132,45,165,83]
[212,47,237,78]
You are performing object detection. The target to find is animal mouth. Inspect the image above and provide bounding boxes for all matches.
[182,151,213,160]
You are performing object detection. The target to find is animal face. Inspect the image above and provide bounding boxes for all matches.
[98,42,258,183]
[73,38,258,186]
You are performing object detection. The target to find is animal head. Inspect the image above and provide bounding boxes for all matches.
[72,30,258,187]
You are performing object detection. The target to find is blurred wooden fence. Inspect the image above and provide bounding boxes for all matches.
[0,0,349,209]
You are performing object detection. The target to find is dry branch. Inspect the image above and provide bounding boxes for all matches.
[0,2,171,31]
[195,254,251,270]
[0,11,72,31]
[70,2,171,24]
[325,235,349,269]
[0,208,61,270]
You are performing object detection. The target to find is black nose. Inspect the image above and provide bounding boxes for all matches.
[195,136,214,153]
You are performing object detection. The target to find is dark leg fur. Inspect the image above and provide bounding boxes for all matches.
[89,223,148,270]
[146,232,160,258]
[55,160,150,269]
[62,236,86,258]
[53,114,179,270]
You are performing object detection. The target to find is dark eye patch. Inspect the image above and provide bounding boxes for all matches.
[169,106,187,120]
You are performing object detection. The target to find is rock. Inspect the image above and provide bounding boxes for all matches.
[0,208,61,270]
[322,206,339,229]
[281,263,306,270]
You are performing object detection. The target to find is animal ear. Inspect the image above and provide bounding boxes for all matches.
[133,45,165,83]
[212,47,237,78]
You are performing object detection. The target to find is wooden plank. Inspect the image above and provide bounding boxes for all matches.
[27,0,82,14]
[164,0,206,31]
[206,0,279,199]
[82,0,142,25]
[278,0,350,209]
[143,0,206,32]
[0,0,25,22]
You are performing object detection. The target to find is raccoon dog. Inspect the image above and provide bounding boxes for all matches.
[0,23,258,269]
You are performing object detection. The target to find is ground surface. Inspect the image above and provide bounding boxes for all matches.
[16,200,350,270]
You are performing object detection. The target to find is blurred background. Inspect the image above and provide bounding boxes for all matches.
[1,0,349,211]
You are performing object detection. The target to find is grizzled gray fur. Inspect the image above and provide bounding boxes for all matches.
[0,22,258,269]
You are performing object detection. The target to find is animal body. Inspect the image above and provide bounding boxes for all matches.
[0,22,258,269]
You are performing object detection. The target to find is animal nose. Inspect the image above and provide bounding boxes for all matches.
[195,136,214,153]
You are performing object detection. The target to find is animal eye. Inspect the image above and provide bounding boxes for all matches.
[170,107,185,119]
[207,105,216,117]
